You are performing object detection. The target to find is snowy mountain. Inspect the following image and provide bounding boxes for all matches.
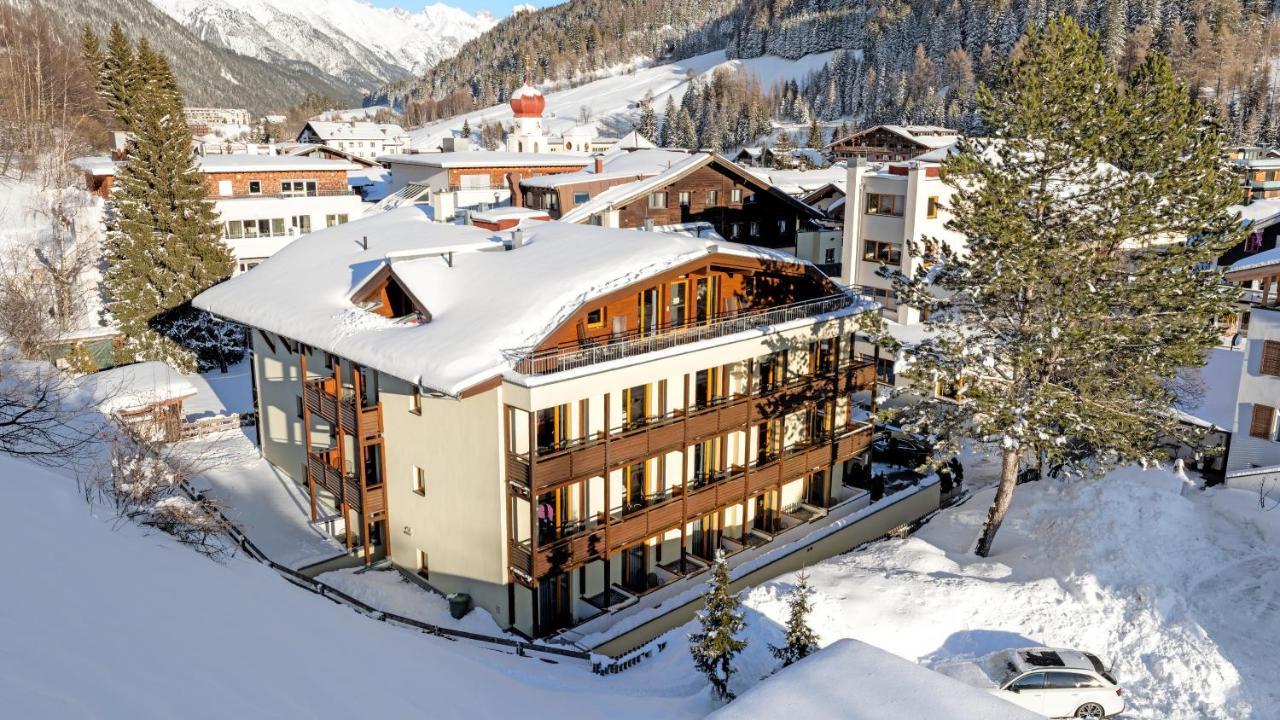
[150,0,496,94]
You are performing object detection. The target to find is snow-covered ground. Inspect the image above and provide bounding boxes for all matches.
[408,50,838,150]
[183,361,255,419]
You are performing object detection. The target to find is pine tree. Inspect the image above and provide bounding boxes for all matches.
[671,107,697,149]
[769,570,819,667]
[660,95,677,147]
[461,118,471,139]
[806,117,823,148]
[771,130,795,168]
[101,38,242,372]
[99,22,140,132]
[635,96,659,143]
[892,17,1243,558]
[689,551,747,702]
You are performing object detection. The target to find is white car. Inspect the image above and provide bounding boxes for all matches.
[937,647,1126,718]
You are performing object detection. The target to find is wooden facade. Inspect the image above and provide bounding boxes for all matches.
[827,125,956,162]
[520,175,647,218]
[204,169,351,198]
[445,164,586,191]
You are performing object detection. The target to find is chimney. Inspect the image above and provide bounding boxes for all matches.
[593,156,604,174]
[360,236,368,250]
[510,228,524,250]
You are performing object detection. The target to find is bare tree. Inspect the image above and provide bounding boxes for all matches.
[0,359,102,464]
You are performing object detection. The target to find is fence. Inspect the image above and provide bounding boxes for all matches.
[179,411,258,440]
[174,478,592,666]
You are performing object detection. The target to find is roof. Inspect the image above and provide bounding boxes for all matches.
[469,206,550,222]
[746,166,849,196]
[301,121,407,142]
[519,170,645,190]
[827,124,961,151]
[559,153,822,224]
[78,361,198,415]
[708,639,1041,720]
[1227,246,1280,277]
[1233,198,1280,229]
[1171,347,1243,431]
[278,142,381,167]
[193,207,825,396]
[72,154,361,177]
[607,130,657,151]
[377,152,589,169]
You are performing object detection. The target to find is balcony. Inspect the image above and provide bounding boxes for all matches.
[305,450,386,519]
[510,423,874,579]
[303,378,383,438]
[505,291,875,376]
[507,362,876,495]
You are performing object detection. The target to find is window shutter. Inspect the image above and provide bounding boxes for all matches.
[1250,404,1275,439]
[1262,341,1280,376]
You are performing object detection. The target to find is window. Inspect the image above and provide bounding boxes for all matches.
[863,239,903,265]
[225,220,244,239]
[824,247,837,264]
[1245,232,1264,253]
[678,191,691,207]
[535,404,570,453]
[326,214,349,227]
[295,396,304,419]
[545,192,559,210]
[1008,673,1045,692]
[1044,672,1104,689]
[411,466,426,495]
[573,191,590,205]
[648,192,667,209]
[417,549,429,578]
[730,223,741,238]
[281,180,317,197]
[585,307,606,328]
[749,221,759,237]
[217,180,233,197]
[778,219,787,234]
[271,218,285,236]
[248,180,262,195]
[706,190,719,205]
[866,193,905,217]
[623,384,649,430]
[1263,340,1280,375]
[731,188,742,203]
[1251,403,1275,439]
[409,385,421,415]
[811,337,837,374]
[669,281,688,327]
[291,215,311,234]
[927,195,940,218]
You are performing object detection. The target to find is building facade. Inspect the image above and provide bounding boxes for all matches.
[826,125,959,163]
[195,211,903,640]
[841,158,963,325]
[298,121,411,160]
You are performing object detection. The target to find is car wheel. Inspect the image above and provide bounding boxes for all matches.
[1073,702,1106,719]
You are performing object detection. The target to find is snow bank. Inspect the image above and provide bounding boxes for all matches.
[710,638,1040,719]
[743,466,1258,719]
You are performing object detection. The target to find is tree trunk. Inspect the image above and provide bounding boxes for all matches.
[975,446,1020,557]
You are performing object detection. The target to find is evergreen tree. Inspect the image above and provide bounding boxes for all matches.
[771,130,795,168]
[635,95,659,143]
[99,22,140,131]
[689,551,747,702]
[670,107,697,149]
[461,118,471,139]
[769,571,819,667]
[892,17,1242,557]
[101,38,242,372]
[660,95,678,147]
[806,117,823,148]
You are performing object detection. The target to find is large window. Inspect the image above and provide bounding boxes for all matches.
[648,192,667,209]
[535,404,570,454]
[281,180,317,197]
[572,191,590,205]
[225,218,286,239]
[706,190,719,205]
[325,214,349,227]
[290,215,311,234]
[866,192,905,217]
[863,239,903,264]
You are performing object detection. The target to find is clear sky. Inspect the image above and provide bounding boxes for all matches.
[369,0,561,16]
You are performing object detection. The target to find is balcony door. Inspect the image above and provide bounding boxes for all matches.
[693,366,721,409]
[669,280,688,328]
[535,404,569,454]
[804,470,828,507]
[695,275,719,324]
[623,384,649,429]
[537,573,572,634]
[621,544,648,593]
[638,286,661,336]
[753,491,779,533]
[623,462,647,514]
[690,512,721,561]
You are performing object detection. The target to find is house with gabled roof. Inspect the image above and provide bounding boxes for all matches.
[826,124,960,163]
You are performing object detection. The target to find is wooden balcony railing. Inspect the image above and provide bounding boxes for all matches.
[304,378,383,438]
[305,452,387,519]
[508,361,876,495]
[513,422,874,579]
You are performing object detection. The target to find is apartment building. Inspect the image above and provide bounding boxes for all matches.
[73,154,367,272]
[1229,146,1280,203]
[193,209,921,641]
[298,121,410,160]
[1222,252,1280,490]
[841,157,964,325]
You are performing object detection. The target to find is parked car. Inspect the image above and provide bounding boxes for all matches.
[937,647,1125,719]
[871,432,931,469]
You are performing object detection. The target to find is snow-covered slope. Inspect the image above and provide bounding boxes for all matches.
[150,0,495,93]
[408,50,837,150]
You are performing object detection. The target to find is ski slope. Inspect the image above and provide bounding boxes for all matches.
[408,50,837,150]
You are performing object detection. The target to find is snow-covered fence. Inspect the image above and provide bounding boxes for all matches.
[175,478,591,665]
[591,639,669,675]
[179,411,257,439]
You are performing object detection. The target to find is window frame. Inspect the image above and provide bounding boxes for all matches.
[648,191,667,209]
[926,195,940,219]
[412,466,426,496]
[585,307,606,329]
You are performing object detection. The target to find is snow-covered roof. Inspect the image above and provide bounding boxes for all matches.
[197,155,362,173]
[71,154,360,177]
[709,638,1040,720]
[302,121,407,142]
[828,124,961,151]
[607,130,657,151]
[377,152,589,169]
[1171,348,1243,431]
[78,361,198,415]
[469,206,549,223]
[1233,199,1280,229]
[193,207,820,396]
[747,166,848,195]
[511,83,541,99]
[558,153,710,222]
[1228,246,1280,276]
[599,148,696,174]
[519,170,645,189]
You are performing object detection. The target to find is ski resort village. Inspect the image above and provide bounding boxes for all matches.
[10,0,1280,718]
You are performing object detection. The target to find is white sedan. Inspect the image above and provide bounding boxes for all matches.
[939,647,1126,718]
